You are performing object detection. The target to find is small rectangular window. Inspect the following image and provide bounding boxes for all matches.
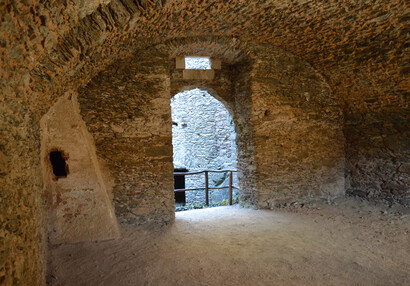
[185,57,211,70]
[49,151,68,178]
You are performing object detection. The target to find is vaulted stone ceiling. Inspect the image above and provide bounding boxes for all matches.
[2,0,408,116]
[1,2,408,284]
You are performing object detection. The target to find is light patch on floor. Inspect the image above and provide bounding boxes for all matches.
[48,198,410,286]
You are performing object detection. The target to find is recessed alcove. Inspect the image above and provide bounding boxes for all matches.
[49,150,68,179]
[40,94,120,245]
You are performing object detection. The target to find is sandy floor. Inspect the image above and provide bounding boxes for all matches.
[47,198,409,286]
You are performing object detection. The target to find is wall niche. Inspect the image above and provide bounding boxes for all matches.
[41,92,120,244]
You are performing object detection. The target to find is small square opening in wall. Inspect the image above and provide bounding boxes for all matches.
[49,151,68,179]
[185,57,211,70]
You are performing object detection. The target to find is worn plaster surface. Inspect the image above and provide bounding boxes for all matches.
[40,92,120,244]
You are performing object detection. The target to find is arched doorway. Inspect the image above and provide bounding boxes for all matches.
[171,88,238,207]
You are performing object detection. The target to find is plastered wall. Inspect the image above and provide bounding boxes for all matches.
[40,92,120,244]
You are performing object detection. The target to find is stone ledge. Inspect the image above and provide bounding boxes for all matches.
[183,69,215,80]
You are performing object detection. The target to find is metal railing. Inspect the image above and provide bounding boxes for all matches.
[174,170,239,206]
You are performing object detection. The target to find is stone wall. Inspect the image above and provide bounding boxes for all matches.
[344,103,409,205]
[231,61,259,206]
[1,1,408,284]
[169,42,346,208]
[78,48,175,225]
[171,88,238,204]
[0,99,44,285]
[248,44,345,207]
[40,93,120,244]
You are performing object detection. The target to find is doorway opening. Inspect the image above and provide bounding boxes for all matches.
[171,88,238,210]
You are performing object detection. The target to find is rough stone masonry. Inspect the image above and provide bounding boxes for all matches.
[1,1,408,285]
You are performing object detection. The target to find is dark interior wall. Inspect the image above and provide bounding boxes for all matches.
[344,102,409,205]
[78,48,175,225]
[0,2,77,284]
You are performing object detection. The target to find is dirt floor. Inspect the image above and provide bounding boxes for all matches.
[47,197,409,286]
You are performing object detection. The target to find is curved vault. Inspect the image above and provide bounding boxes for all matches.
[22,0,407,117]
[1,1,408,285]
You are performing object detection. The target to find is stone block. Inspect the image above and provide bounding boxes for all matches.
[183,69,215,80]
[211,58,222,69]
[175,56,185,69]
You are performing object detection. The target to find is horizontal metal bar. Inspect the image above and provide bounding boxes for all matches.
[209,186,240,190]
[174,188,205,192]
[174,171,204,176]
[174,186,240,192]
[174,169,238,176]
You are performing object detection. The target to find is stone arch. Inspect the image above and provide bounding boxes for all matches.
[48,39,345,223]
[166,39,345,208]
[172,85,235,118]
[169,51,258,206]
[170,87,239,204]
[74,41,260,222]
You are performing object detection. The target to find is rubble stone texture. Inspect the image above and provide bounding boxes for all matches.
[78,49,175,225]
[0,1,408,285]
[249,44,345,207]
